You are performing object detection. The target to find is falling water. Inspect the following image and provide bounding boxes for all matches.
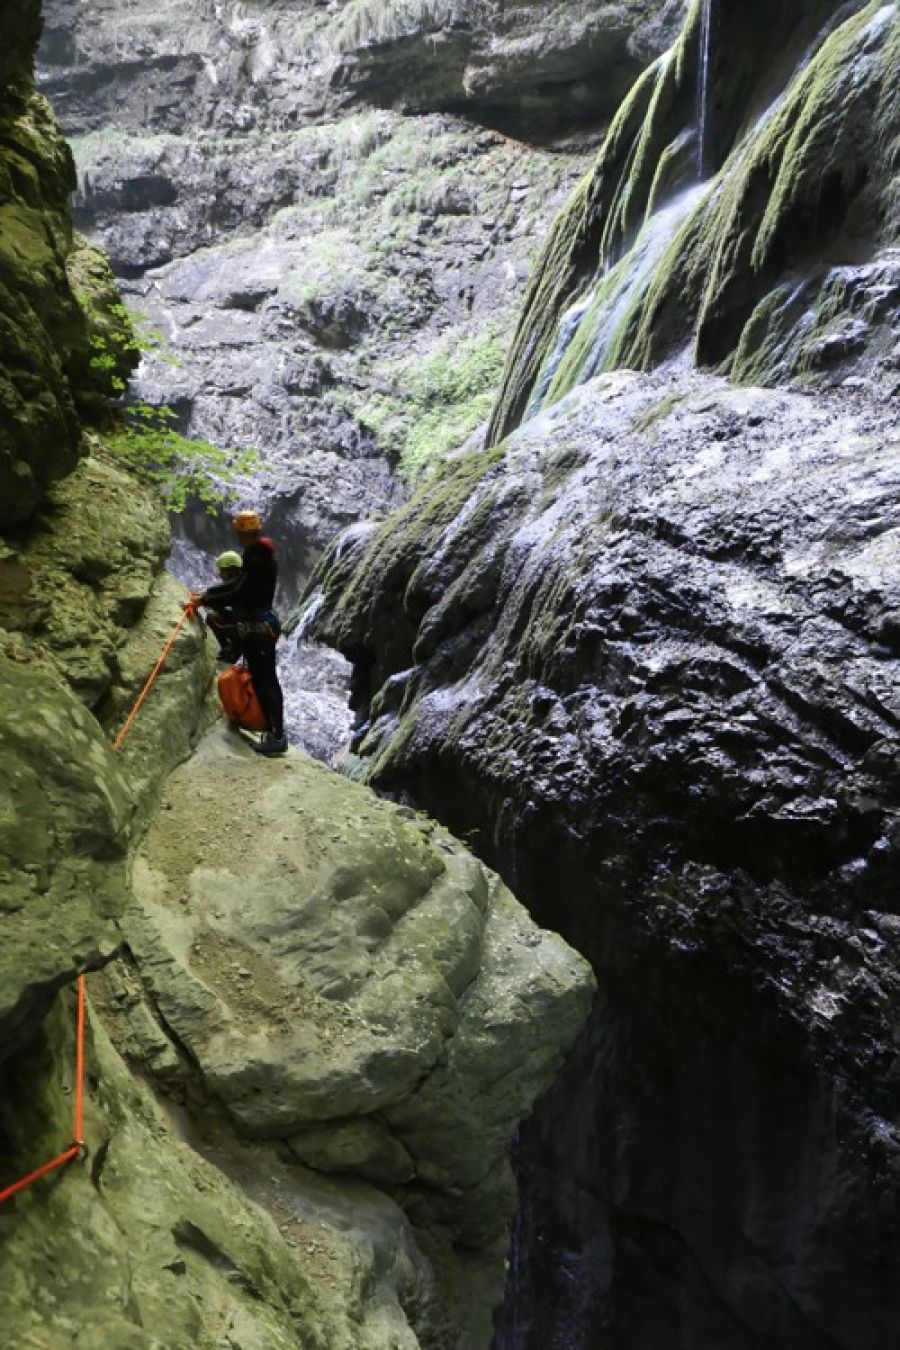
[290,586,327,640]
[528,180,711,417]
[698,0,713,178]
[278,622,353,765]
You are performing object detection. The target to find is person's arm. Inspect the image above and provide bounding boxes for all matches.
[199,572,245,608]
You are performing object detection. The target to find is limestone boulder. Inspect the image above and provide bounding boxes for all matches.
[0,994,440,1350]
[123,730,594,1246]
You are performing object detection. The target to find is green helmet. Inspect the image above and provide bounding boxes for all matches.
[216,550,242,571]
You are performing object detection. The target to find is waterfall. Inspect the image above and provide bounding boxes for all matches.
[698,0,713,178]
[529,180,711,416]
[290,585,326,640]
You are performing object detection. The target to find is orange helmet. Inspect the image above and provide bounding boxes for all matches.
[232,509,262,533]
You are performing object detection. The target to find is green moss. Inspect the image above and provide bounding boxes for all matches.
[321,442,505,649]
[750,4,883,270]
[332,0,484,51]
[489,0,895,435]
[632,391,685,433]
[342,326,507,482]
[485,168,597,446]
[484,12,700,447]
[614,2,892,380]
[0,90,85,526]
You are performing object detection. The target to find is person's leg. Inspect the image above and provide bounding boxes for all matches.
[206,611,240,660]
[243,636,285,742]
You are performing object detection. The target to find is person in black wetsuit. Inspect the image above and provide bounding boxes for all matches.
[192,509,287,757]
[205,550,243,662]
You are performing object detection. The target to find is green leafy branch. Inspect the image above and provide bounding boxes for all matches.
[104,403,259,514]
[80,296,260,512]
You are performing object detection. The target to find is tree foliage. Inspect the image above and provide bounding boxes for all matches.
[81,297,259,513]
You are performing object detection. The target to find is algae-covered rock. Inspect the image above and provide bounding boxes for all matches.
[0,992,434,1349]
[0,85,82,528]
[0,657,129,1055]
[65,231,141,423]
[2,450,171,703]
[488,0,899,443]
[310,368,900,1345]
[0,0,142,532]
[100,569,217,812]
[0,713,591,1346]
[123,729,594,1256]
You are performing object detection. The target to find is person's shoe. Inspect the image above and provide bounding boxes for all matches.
[251,731,288,757]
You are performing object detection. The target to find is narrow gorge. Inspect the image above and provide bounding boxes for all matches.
[1,2,898,1348]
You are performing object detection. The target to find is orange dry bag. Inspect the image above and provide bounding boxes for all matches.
[217,664,268,731]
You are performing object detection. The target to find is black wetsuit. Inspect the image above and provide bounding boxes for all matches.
[203,539,284,738]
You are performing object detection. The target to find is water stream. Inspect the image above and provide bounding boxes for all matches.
[698,0,713,178]
[528,180,711,419]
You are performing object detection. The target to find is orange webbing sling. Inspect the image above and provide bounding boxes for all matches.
[0,605,195,1204]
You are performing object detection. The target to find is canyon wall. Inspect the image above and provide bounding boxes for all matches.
[35,0,677,587]
[0,7,595,1345]
[310,3,900,1345]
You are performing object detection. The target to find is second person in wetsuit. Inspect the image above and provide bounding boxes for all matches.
[193,509,287,757]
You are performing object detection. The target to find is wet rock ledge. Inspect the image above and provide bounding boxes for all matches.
[0,714,593,1347]
[311,368,900,1347]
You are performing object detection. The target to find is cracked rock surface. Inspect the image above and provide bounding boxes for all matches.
[124,729,593,1251]
[311,366,900,1347]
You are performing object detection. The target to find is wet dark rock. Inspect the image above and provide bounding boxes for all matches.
[329,0,683,143]
[489,0,900,445]
[311,368,900,1347]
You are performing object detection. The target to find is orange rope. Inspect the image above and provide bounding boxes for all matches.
[0,977,87,1205]
[2,604,196,1204]
[73,974,86,1146]
[112,608,192,751]
[0,1147,81,1205]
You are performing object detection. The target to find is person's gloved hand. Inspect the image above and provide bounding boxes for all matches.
[183,592,205,616]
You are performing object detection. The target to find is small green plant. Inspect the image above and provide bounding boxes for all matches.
[104,404,260,514]
[337,325,508,482]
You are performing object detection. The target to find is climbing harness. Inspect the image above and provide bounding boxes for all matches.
[0,605,196,1205]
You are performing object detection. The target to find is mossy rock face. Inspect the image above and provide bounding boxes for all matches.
[0,997,418,1350]
[0,656,130,1055]
[0,0,137,532]
[311,366,900,1344]
[0,710,593,1348]
[0,87,82,528]
[0,442,210,1052]
[123,730,594,1251]
[65,231,141,422]
[2,451,172,704]
[488,0,899,444]
[0,32,129,530]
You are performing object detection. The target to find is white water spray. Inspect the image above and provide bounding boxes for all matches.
[698,0,713,178]
[529,180,711,413]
